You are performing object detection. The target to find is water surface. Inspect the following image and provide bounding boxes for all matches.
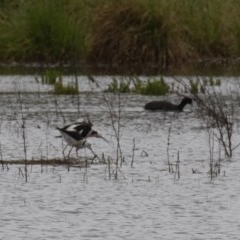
[0,75,240,239]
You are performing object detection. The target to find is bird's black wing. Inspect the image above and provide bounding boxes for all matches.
[73,123,92,138]
[57,127,84,141]
[65,131,84,141]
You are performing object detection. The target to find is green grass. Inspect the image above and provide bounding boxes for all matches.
[42,70,62,85]
[40,69,78,94]
[0,0,85,63]
[105,78,131,93]
[105,77,170,95]
[105,75,222,95]
[139,78,169,95]
[53,81,78,95]
[1,0,240,70]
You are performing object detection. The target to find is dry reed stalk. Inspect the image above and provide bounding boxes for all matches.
[14,85,28,182]
[0,143,3,170]
[53,95,66,122]
[72,66,81,115]
[198,91,234,158]
[208,129,215,180]
[174,150,180,180]
[175,76,236,158]
[87,1,190,70]
[167,124,172,173]
[131,138,136,168]
[107,157,111,180]
[88,75,125,179]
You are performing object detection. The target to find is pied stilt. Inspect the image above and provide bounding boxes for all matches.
[57,127,96,158]
[57,119,108,158]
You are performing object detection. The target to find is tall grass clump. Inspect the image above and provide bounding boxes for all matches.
[87,0,190,69]
[179,0,240,58]
[0,0,22,19]
[0,0,84,63]
[87,0,240,69]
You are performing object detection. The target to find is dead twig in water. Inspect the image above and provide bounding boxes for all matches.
[131,138,136,168]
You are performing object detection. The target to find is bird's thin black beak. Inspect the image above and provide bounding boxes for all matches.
[97,134,111,145]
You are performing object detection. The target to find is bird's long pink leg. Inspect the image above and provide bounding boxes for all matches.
[76,148,79,157]
[89,147,100,162]
[68,146,73,158]
[62,144,68,158]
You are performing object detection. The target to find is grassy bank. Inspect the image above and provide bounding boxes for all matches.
[0,0,240,73]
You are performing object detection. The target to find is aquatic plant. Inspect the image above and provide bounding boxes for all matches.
[209,77,221,86]
[42,70,62,85]
[140,78,170,95]
[207,130,222,180]
[15,88,28,182]
[89,75,126,180]
[53,81,78,95]
[189,80,199,94]
[195,87,234,158]
[105,78,131,93]
[189,77,222,94]
[41,69,78,95]
[106,77,170,95]
[176,76,234,159]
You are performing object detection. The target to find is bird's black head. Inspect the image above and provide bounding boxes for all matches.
[89,130,99,138]
[178,97,193,111]
[89,130,109,144]
[182,97,193,105]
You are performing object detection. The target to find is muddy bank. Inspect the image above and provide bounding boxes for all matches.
[1,58,240,76]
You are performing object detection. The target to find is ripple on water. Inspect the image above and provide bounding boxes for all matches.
[0,75,240,239]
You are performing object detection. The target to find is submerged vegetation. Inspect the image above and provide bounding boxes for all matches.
[0,0,240,72]
[139,78,170,95]
[105,76,222,95]
[105,77,170,95]
[53,81,78,95]
[189,77,222,94]
[41,69,78,94]
[42,70,62,85]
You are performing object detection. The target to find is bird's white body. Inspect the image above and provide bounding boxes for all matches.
[60,130,90,150]
[57,119,107,158]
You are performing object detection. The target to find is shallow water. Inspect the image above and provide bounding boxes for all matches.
[0,75,240,239]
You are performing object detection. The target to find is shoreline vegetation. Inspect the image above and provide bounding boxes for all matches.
[1,0,240,75]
